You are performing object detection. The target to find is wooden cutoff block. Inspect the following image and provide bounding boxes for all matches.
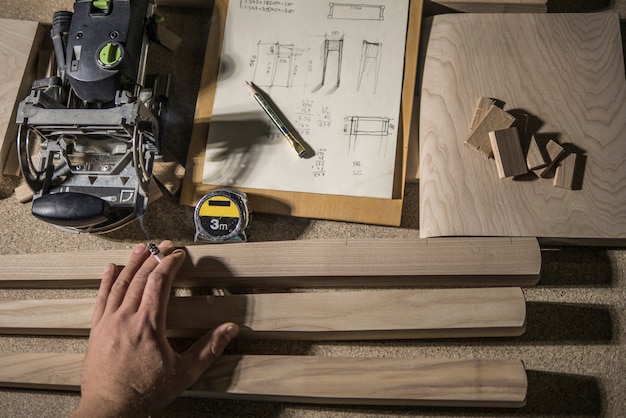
[0,237,542,288]
[470,97,496,131]
[553,152,577,189]
[465,105,516,158]
[0,353,528,408]
[489,128,528,178]
[152,160,185,195]
[0,288,527,339]
[540,140,565,178]
[526,135,547,171]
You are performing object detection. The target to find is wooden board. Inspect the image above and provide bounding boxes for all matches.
[0,353,528,407]
[0,18,43,175]
[419,13,626,240]
[432,0,547,13]
[178,0,423,226]
[0,237,541,288]
[0,287,526,339]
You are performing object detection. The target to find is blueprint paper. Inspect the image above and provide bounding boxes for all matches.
[203,0,409,199]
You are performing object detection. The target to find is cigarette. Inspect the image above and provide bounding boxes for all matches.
[147,242,163,263]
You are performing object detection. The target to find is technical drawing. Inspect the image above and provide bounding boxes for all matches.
[311,35,343,94]
[252,42,307,89]
[357,40,382,94]
[344,115,392,157]
[328,3,385,20]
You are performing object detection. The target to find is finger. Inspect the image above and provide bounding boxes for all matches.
[105,243,149,312]
[139,246,186,328]
[92,263,119,327]
[121,241,175,313]
[181,323,239,381]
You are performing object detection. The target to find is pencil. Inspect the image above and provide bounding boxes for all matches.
[245,81,307,157]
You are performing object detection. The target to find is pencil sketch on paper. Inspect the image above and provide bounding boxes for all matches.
[344,115,393,157]
[205,0,409,199]
[328,3,385,20]
[357,40,382,94]
[311,35,343,94]
[252,41,309,90]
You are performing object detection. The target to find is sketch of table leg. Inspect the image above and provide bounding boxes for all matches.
[345,116,391,157]
[357,40,382,94]
[311,37,343,94]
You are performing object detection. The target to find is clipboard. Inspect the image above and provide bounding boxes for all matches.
[180,0,423,226]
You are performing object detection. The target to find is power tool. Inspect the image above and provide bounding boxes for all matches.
[16,0,171,233]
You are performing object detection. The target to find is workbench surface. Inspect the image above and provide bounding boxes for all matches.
[1,1,625,417]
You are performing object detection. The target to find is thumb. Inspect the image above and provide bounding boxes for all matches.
[182,322,239,380]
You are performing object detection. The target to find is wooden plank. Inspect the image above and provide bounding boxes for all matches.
[0,237,542,288]
[0,18,44,175]
[179,0,423,226]
[432,0,546,13]
[0,287,527,339]
[464,105,515,158]
[0,353,528,407]
[419,13,626,240]
[489,128,528,178]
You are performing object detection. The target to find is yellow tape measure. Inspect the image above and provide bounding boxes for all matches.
[194,189,249,243]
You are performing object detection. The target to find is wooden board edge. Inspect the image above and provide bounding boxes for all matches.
[0,287,527,339]
[0,353,528,408]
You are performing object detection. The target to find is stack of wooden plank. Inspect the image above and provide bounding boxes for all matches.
[0,238,541,407]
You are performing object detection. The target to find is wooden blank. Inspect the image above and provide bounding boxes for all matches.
[0,19,44,175]
[0,287,527,339]
[470,97,496,131]
[0,353,528,407]
[419,13,626,240]
[526,135,547,171]
[0,237,541,288]
[539,140,565,178]
[553,152,577,189]
[178,0,423,226]
[464,105,515,158]
[489,128,528,178]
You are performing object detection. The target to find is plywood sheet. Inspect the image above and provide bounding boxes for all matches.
[179,0,423,226]
[419,13,626,240]
[0,18,43,175]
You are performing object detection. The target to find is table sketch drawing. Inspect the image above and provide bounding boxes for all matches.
[203,0,409,199]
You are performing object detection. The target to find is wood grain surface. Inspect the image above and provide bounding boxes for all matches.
[0,237,541,287]
[0,18,42,175]
[0,353,528,407]
[0,287,527,339]
[419,13,626,240]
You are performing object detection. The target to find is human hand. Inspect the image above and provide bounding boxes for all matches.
[73,241,239,417]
